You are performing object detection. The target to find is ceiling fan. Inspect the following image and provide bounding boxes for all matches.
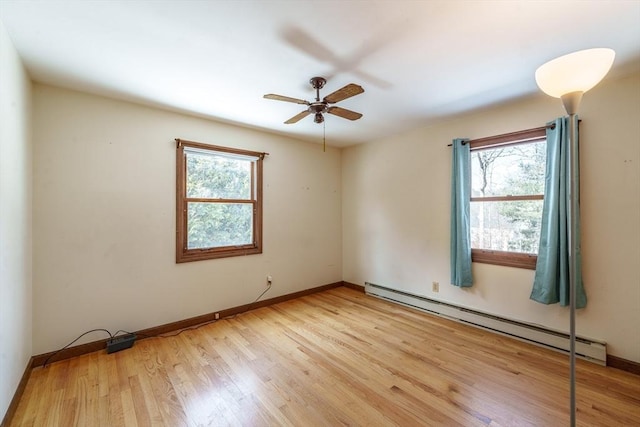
[264,77,364,124]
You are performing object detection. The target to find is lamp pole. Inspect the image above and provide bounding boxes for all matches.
[569,110,578,427]
[562,91,582,427]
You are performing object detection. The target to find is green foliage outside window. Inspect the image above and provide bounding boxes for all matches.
[186,151,254,250]
[500,143,546,253]
[471,140,546,254]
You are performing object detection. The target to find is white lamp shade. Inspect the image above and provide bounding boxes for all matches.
[535,48,615,98]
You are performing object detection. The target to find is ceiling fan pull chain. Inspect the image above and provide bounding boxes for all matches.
[322,120,326,152]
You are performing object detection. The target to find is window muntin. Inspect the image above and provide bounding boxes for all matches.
[469,129,546,269]
[176,140,264,263]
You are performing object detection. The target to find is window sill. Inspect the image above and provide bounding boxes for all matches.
[176,245,262,263]
[471,249,537,270]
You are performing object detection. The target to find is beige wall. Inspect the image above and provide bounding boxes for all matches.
[32,85,342,354]
[342,72,640,362]
[0,21,32,421]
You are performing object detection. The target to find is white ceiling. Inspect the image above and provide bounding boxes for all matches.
[1,1,639,147]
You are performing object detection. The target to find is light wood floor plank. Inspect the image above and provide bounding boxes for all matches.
[9,287,640,426]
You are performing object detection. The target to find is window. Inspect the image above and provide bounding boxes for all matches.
[469,128,547,269]
[176,139,265,263]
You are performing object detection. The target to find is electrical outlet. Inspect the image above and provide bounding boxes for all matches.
[432,281,439,293]
[214,313,220,320]
[267,275,273,286]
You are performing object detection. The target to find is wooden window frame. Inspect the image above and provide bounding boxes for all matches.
[469,127,547,270]
[176,139,264,263]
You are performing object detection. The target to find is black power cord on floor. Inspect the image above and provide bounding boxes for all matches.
[143,281,273,339]
[42,329,113,367]
[42,283,273,367]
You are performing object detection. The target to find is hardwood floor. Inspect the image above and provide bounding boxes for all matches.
[9,287,640,426]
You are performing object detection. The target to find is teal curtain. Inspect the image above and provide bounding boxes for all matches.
[530,117,587,308]
[450,138,472,287]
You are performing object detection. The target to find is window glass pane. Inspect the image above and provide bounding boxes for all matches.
[471,200,543,254]
[187,202,253,249]
[186,152,251,199]
[471,141,546,197]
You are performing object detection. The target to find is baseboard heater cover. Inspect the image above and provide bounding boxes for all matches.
[365,282,606,365]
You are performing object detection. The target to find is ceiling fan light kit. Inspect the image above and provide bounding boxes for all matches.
[264,76,365,125]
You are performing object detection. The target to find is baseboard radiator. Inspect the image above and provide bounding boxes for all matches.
[365,282,606,365]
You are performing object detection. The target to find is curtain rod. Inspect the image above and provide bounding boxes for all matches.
[447,124,555,147]
[176,138,269,158]
[447,119,582,147]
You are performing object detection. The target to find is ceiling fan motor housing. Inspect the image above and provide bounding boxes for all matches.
[310,102,327,113]
[309,102,327,123]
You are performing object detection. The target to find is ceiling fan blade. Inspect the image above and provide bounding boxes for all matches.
[327,106,363,121]
[264,94,310,105]
[323,83,364,104]
[284,110,311,124]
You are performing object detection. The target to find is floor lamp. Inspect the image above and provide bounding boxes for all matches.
[535,48,615,426]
